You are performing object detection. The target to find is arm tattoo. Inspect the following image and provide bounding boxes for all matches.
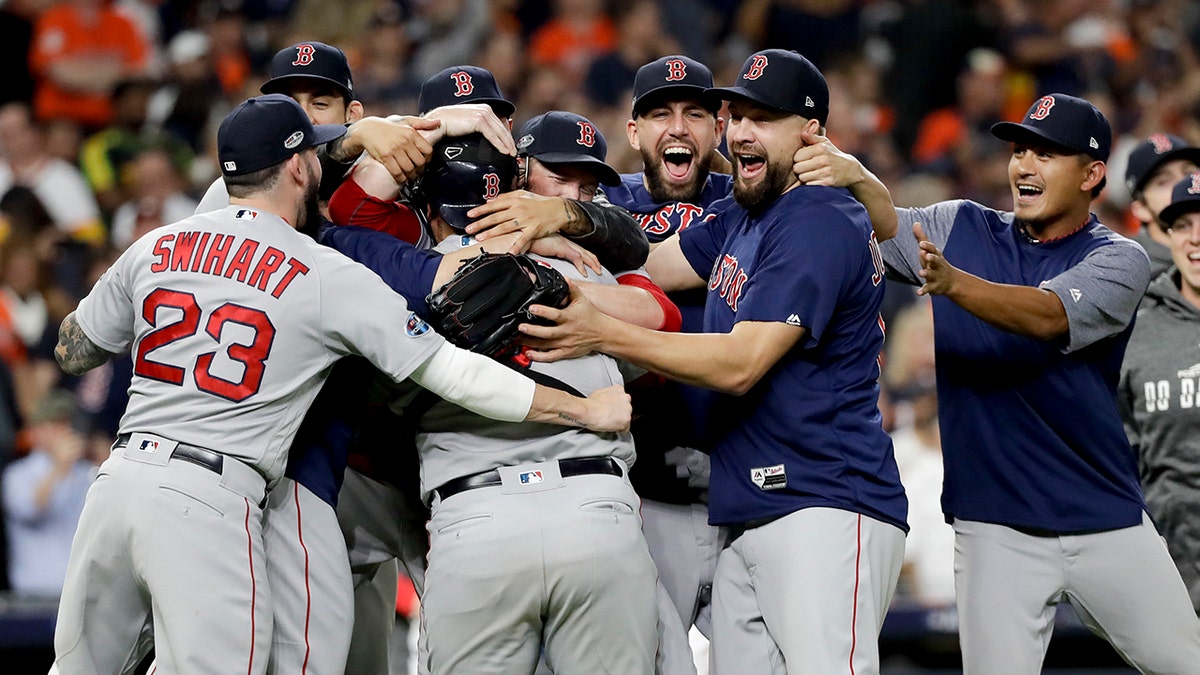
[56,312,116,376]
[560,200,591,237]
[557,412,586,427]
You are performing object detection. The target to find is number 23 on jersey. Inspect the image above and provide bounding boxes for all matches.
[134,288,275,402]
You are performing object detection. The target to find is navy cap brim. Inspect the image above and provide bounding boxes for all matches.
[707,86,801,116]
[421,97,516,118]
[633,84,720,116]
[990,121,1096,159]
[1159,195,1200,226]
[1132,147,1200,194]
[312,123,348,147]
[535,153,621,186]
[262,74,353,101]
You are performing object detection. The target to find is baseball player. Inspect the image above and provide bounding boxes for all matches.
[49,94,630,675]
[190,46,522,675]
[325,115,667,675]
[195,44,517,215]
[1119,173,1200,613]
[875,93,1200,673]
[521,50,909,675]
[1124,134,1200,277]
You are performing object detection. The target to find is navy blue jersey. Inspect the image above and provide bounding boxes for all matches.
[880,201,1151,533]
[282,224,441,505]
[679,186,907,529]
[603,173,734,502]
[603,172,734,244]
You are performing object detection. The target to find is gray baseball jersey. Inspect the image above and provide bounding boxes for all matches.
[53,205,445,675]
[413,236,657,675]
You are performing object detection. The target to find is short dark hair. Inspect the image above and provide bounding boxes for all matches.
[224,162,286,198]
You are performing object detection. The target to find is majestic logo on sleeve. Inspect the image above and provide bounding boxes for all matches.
[744,54,769,81]
[451,71,474,98]
[708,253,748,312]
[292,43,316,66]
[664,59,687,81]
[576,121,596,148]
[1029,96,1056,120]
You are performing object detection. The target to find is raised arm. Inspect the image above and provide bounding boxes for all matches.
[793,130,898,241]
[464,191,650,271]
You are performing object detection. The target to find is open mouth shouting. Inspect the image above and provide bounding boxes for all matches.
[660,144,697,182]
[735,151,767,182]
[1015,182,1044,205]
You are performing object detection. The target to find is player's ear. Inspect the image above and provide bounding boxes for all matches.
[1080,160,1105,194]
[626,119,640,152]
[345,100,365,124]
[713,114,725,139]
[517,157,529,189]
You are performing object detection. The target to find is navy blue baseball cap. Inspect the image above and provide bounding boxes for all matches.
[632,55,720,117]
[991,94,1111,162]
[1157,172,1200,226]
[218,94,347,176]
[418,66,515,118]
[707,49,829,125]
[261,42,354,102]
[516,111,620,186]
[1124,134,1200,195]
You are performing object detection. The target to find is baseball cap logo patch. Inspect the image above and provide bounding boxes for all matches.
[665,58,687,81]
[223,161,237,171]
[805,96,815,108]
[483,173,501,200]
[576,121,596,148]
[444,146,464,160]
[516,134,534,150]
[292,43,316,67]
[1150,133,1173,154]
[451,71,474,98]
[284,130,305,149]
[1029,96,1055,121]
[744,54,769,81]
[1189,172,1200,195]
[1089,137,1099,150]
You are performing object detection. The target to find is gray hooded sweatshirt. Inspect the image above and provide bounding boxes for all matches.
[1120,268,1200,612]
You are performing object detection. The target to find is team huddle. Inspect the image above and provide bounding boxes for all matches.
[48,38,1200,675]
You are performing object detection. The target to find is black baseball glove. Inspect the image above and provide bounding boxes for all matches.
[424,252,570,359]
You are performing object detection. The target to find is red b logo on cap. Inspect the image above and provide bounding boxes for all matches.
[483,173,501,200]
[665,59,687,82]
[744,54,769,81]
[293,44,316,67]
[451,71,474,98]
[577,121,596,148]
[1029,96,1055,121]
[1150,133,1173,155]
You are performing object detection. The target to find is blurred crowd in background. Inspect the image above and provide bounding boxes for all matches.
[1,0,1200,614]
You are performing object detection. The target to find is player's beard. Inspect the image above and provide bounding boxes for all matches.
[641,142,712,204]
[296,161,323,238]
[733,155,790,212]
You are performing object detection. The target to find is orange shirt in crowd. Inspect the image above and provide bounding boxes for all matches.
[29,3,150,128]
[529,17,617,69]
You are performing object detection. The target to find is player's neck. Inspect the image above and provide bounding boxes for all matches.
[1019,206,1092,243]
[229,195,300,229]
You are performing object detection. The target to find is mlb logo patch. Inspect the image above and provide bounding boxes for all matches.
[405,312,430,337]
[750,464,787,490]
[138,439,160,454]
[519,470,544,485]
[235,209,258,221]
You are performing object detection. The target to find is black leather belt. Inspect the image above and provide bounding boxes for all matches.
[114,433,224,475]
[436,456,622,500]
